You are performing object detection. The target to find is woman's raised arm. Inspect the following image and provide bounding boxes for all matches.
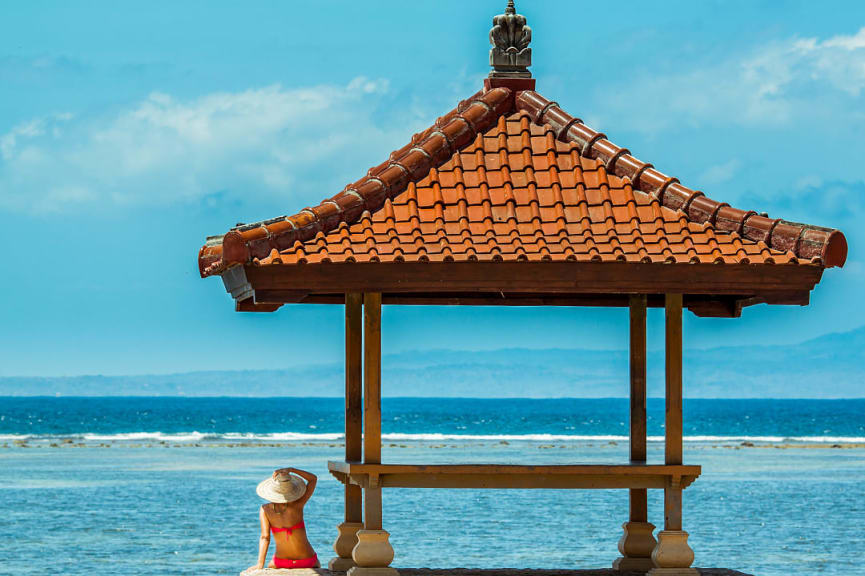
[273,467,317,505]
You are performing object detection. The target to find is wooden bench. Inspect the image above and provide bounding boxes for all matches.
[328,461,701,490]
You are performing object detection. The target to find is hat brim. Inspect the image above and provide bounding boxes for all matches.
[256,475,306,504]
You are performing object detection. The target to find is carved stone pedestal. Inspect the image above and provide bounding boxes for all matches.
[348,529,398,576]
[613,521,657,573]
[329,521,363,571]
[330,557,359,572]
[647,530,698,576]
[347,569,400,576]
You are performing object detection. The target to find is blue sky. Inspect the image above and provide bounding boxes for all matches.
[1,0,863,377]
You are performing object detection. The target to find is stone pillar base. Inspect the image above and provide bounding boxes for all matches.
[613,521,657,573]
[331,521,364,571]
[347,568,400,576]
[329,556,358,572]
[648,530,696,576]
[351,529,395,574]
[613,556,656,573]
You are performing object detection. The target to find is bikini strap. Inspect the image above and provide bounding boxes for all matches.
[271,521,304,535]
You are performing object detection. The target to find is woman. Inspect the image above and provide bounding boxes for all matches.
[248,467,319,571]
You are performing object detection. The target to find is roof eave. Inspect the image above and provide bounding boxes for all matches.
[230,260,822,315]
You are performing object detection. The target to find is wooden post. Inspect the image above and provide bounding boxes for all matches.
[348,292,398,576]
[346,292,363,521]
[613,295,657,573]
[629,294,648,520]
[363,293,383,466]
[363,292,383,527]
[648,293,696,575]
[329,293,365,571]
[664,485,683,532]
[665,293,683,468]
[664,292,683,531]
[349,292,396,576]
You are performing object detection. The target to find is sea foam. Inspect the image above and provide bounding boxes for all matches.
[2,432,864,444]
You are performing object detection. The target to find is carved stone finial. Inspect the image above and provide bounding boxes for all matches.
[489,0,532,78]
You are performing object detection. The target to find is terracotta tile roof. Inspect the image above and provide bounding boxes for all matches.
[515,91,848,269]
[198,85,847,278]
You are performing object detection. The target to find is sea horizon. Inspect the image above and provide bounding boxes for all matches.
[6,394,865,399]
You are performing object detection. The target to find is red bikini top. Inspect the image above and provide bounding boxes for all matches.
[271,521,305,535]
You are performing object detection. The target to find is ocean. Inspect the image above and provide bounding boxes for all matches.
[1,397,864,576]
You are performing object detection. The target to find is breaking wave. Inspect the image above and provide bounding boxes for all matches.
[1,432,864,444]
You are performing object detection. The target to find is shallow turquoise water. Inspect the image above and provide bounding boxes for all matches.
[1,440,863,576]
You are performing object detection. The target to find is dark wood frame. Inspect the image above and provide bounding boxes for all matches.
[324,290,698,571]
[223,262,821,317]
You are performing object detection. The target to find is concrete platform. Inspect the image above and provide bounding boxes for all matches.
[241,568,753,576]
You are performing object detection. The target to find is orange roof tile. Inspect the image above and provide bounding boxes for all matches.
[198,85,847,280]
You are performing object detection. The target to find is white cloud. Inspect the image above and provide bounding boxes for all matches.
[823,27,865,51]
[596,27,865,131]
[1,114,73,161]
[0,78,398,213]
[754,27,865,101]
[699,159,741,187]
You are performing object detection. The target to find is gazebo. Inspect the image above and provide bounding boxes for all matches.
[198,4,847,576]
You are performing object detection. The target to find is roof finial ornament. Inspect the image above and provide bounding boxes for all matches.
[489,0,532,78]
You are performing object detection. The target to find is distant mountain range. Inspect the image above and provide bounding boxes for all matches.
[3,327,863,398]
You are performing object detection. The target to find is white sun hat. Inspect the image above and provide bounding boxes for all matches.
[256,471,307,504]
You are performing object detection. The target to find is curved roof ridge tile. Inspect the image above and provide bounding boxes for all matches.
[200,87,513,276]
[515,90,848,268]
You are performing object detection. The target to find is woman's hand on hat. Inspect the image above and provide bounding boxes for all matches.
[273,467,295,479]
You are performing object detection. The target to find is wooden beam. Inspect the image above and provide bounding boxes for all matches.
[665,293,684,466]
[246,261,822,297]
[251,290,812,316]
[235,298,282,312]
[664,487,683,531]
[328,462,702,476]
[684,298,739,318]
[629,295,648,523]
[327,462,701,491]
[364,485,383,531]
[371,474,679,490]
[344,293,363,524]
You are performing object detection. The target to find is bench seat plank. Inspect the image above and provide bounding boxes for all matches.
[327,461,701,490]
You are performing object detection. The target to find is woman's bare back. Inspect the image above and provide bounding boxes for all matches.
[263,502,317,562]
